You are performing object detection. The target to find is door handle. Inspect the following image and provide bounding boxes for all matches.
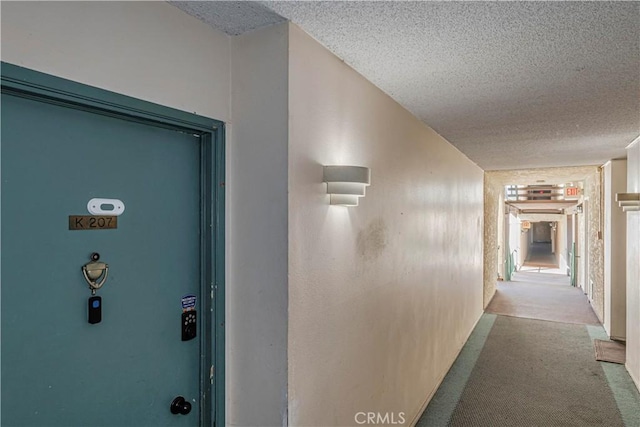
[170,396,192,415]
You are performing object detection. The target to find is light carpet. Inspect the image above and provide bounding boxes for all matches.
[448,316,624,427]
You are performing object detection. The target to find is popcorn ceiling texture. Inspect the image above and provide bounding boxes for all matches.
[169,1,285,35]
[259,1,639,171]
[170,1,639,170]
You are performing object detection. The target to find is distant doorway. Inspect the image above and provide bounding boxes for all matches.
[523,222,559,271]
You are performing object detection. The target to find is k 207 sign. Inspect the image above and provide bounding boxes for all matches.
[69,215,117,230]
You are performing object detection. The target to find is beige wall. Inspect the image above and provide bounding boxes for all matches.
[228,24,290,426]
[603,160,627,340]
[507,211,521,270]
[577,202,589,292]
[287,24,484,426]
[568,214,575,275]
[520,229,530,266]
[0,1,230,121]
[556,217,568,271]
[586,170,605,319]
[497,193,506,278]
[484,178,503,305]
[626,139,640,391]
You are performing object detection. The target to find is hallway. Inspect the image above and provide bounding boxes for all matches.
[524,242,558,269]
[417,271,640,426]
[1,3,639,425]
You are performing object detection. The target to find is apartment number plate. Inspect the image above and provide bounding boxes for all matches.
[69,215,118,230]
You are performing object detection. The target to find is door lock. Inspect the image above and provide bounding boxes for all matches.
[82,252,108,295]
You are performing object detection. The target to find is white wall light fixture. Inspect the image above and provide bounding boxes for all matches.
[323,165,371,206]
[616,193,640,212]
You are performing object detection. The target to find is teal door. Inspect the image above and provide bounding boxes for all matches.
[1,67,222,426]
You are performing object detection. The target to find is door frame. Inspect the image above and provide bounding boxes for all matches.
[1,62,225,427]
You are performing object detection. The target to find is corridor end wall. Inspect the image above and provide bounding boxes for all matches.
[287,24,485,426]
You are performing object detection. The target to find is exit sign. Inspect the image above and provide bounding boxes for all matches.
[565,187,579,197]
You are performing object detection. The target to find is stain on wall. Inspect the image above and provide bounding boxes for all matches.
[356,218,388,261]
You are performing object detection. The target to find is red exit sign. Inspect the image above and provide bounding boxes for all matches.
[565,187,579,197]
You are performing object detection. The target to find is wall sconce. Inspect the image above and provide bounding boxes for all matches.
[323,165,371,206]
[616,193,640,212]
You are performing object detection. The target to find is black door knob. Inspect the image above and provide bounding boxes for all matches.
[170,396,192,415]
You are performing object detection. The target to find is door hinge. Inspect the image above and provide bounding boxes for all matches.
[210,365,214,384]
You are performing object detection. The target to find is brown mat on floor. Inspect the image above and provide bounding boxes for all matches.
[594,339,626,364]
[486,273,600,325]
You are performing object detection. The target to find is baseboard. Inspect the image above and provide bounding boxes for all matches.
[588,299,604,323]
[627,363,640,393]
[609,335,626,342]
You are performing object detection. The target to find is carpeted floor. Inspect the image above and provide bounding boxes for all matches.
[512,271,570,286]
[417,268,640,427]
[486,272,600,325]
[524,242,557,268]
[447,316,625,426]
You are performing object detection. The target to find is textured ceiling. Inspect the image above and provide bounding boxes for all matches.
[169,1,285,36]
[170,1,640,171]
